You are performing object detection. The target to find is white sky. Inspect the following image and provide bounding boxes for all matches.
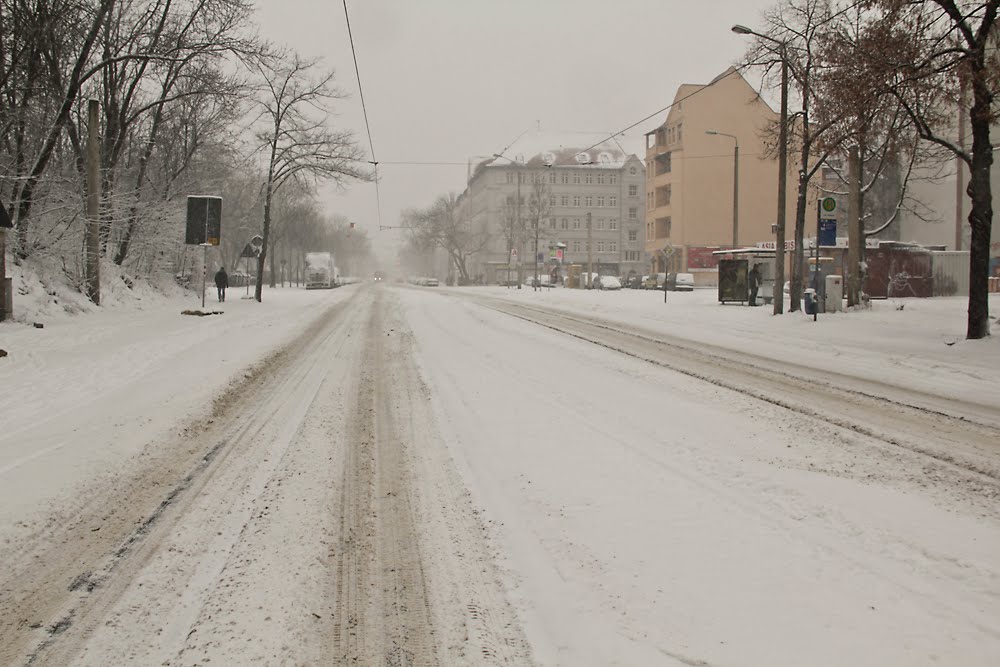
[255,0,776,262]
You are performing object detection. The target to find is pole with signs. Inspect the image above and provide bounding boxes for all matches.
[816,196,837,321]
[0,203,11,321]
[185,195,223,309]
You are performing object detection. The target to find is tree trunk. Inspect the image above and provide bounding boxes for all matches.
[965,68,994,339]
[791,170,809,312]
[255,185,273,302]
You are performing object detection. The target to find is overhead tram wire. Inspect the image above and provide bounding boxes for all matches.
[572,65,750,161]
[342,0,382,229]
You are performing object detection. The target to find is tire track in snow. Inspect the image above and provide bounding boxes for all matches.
[0,291,362,666]
[474,297,1000,492]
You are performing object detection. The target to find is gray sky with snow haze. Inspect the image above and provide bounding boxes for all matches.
[255,0,778,263]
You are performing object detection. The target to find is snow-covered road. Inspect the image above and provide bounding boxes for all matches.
[1,283,998,666]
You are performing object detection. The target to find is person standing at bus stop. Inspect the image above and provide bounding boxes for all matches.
[748,263,761,306]
[214,266,229,303]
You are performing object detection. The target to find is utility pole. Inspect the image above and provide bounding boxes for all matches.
[85,99,101,305]
[732,143,739,247]
[847,145,861,307]
[773,54,788,315]
[516,168,523,289]
[587,211,593,289]
[0,205,10,321]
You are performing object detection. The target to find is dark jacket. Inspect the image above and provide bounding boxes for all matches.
[214,269,229,288]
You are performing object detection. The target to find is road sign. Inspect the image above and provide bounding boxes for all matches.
[822,197,837,213]
[510,248,519,264]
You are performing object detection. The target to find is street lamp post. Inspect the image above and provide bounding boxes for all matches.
[733,24,788,315]
[705,130,739,247]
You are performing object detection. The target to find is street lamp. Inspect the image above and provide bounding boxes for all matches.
[733,23,789,315]
[705,130,739,247]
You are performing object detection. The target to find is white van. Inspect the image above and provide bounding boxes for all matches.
[670,273,695,291]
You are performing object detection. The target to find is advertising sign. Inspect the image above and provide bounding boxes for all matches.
[819,218,837,247]
[718,259,748,303]
[687,246,724,270]
[185,196,222,245]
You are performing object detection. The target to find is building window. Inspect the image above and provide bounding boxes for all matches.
[573,218,581,230]
[549,195,556,206]
[597,241,605,252]
[609,218,618,230]
[596,196,605,207]
[561,195,569,207]
[548,172,556,184]
[561,218,569,230]
[609,174,617,185]
[629,166,637,175]
[585,174,593,184]
[561,173,569,184]
[573,240,581,252]
[585,196,592,207]
[629,184,638,197]
[573,173,581,184]
[610,241,617,252]
[597,218,605,230]
[629,207,637,220]
[597,174,605,184]
[549,218,556,229]
[573,195,581,207]
[628,229,637,241]
[676,123,682,142]
[506,172,514,184]
[609,195,617,208]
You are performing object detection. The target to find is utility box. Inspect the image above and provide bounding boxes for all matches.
[825,275,843,312]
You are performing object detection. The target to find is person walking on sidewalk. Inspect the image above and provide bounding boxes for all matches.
[214,266,229,302]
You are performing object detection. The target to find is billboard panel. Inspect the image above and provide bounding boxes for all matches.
[185,196,222,245]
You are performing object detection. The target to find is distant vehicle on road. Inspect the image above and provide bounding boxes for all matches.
[305,252,338,289]
[374,271,385,281]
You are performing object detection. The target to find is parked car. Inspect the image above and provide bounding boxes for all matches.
[667,272,695,291]
[597,275,622,290]
[424,277,439,287]
[644,273,666,289]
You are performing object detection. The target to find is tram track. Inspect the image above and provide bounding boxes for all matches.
[472,297,1000,492]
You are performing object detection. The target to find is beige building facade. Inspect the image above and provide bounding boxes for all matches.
[645,67,798,282]
[464,133,646,284]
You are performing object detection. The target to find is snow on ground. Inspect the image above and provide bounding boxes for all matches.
[3,278,999,666]
[400,286,1000,666]
[0,280,354,548]
[437,286,1000,409]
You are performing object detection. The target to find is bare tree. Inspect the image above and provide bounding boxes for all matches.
[860,0,997,338]
[250,49,370,302]
[526,171,552,288]
[403,193,485,284]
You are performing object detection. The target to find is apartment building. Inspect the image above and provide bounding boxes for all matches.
[644,67,797,282]
[464,132,646,284]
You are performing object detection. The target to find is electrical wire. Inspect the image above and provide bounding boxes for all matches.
[342,0,382,229]
[572,65,749,159]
